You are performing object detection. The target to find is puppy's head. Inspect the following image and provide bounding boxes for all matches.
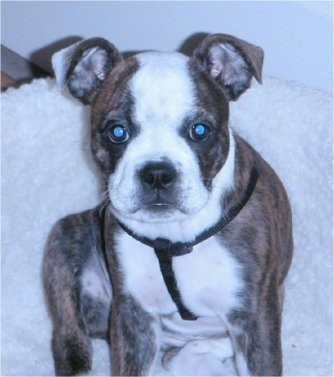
[52,34,263,237]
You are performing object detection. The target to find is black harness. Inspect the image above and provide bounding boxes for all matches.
[114,168,259,321]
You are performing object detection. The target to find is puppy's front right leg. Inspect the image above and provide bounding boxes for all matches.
[44,209,110,376]
[110,294,159,376]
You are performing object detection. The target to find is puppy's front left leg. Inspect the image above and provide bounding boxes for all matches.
[110,294,159,376]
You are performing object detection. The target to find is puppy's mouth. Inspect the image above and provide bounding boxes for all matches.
[143,201,177,212]
[126,195,189,219]
[134,190,183,214]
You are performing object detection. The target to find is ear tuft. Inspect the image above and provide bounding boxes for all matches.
[191,34,264,101]
[52,38,122,104]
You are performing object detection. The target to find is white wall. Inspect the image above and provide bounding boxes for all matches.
[1,1,333,93]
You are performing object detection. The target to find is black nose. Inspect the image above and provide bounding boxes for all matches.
[139,161,177,190]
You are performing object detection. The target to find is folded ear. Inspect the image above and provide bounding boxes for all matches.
[190,34,264,101]
[52,38,122,104]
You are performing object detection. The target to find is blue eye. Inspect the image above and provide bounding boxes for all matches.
[189,123,211,141]
[107,124,129,143]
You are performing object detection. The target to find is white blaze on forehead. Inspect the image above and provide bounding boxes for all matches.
[130,52,195,128]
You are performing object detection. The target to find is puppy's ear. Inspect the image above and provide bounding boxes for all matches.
[190,34,264,101]
[52,38,122,104]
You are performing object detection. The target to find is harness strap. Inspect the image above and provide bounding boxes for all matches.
[154,240,198,320]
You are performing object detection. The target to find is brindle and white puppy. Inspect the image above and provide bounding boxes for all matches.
[44,34,293,376]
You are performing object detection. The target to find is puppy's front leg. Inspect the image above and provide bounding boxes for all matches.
[231,291,283,376]
[110,294,159,376]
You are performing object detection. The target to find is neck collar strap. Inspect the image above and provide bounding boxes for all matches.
[116,168,259,320]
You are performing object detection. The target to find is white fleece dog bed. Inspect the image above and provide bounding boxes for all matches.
[1,76,332,376]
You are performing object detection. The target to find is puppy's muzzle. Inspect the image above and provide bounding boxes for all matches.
[138,161,178,208]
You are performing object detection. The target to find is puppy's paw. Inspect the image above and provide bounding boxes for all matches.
[52,333,93,376]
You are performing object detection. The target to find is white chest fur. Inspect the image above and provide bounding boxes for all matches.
[115,231,243,318]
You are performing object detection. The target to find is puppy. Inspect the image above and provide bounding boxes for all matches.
[43,34,293,376]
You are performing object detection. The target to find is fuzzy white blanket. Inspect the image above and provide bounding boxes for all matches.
[1,77,332,376]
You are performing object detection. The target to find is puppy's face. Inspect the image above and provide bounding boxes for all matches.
[52,34,263,229]
[91,52,230,224]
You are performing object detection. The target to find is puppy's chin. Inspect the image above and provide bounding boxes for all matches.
[112,203,188,224]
